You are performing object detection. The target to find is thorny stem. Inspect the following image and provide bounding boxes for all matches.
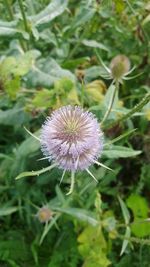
[117,233,150,246]
[104,93,150,129]
[101,80,118,124]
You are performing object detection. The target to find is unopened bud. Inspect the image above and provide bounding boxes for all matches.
[110,55,130,80]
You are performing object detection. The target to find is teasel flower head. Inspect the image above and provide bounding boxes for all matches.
[37,206,53,223]
[109,55,131,81]
[41,105,103,171]
[40,105,107,194]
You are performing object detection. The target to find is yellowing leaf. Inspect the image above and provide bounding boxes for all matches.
[85,80,106,103]
[32,89,53,108]
[68,88,80,105]
[145,110,150,120]
[78,226,111,267]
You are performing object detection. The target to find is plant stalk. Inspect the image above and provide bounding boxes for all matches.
[101,80,118,124]
[104,93,150,129]
[18,0,29,34]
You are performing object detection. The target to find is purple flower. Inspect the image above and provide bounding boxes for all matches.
[40,106,103,172]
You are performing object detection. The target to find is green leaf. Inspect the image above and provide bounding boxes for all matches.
[70,6,95,29]
[127,194,149,218]
[85,66,106,82]
[0,20,29,39]
[4,76,20,99]
[0,206,18,216]
[118,196,130,225]
[0,52,35,78]
[53,207,98,226]
[82,39,109,52]
[103,84,118,108]
[26,59,75,88]
[0,107,28,126]
[15,164,56,180]
[30,0,68,29]
[127,194,150,237]
[103,145,141,158]
[32,89,53,108]
[120,226,131,256]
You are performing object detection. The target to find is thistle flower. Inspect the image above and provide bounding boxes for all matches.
[37,206,53,223]
[40,105,107,194]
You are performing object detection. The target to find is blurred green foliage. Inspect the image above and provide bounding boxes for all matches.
[0,0,150,266]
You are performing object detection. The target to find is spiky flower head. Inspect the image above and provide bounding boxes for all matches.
[109,55,130,81]
[37,206,53,223]
[40,106,103,172]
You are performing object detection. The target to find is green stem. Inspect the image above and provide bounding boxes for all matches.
[118,233,150,246]
[3,0,26,51]
[81,79,85,107]
[104,93,150,129]
[18,0,29,33]
[101,80,118,124]
[4,0,14,20]
[67,27,88,60]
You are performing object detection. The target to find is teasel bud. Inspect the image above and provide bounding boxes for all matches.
[37,206,53,223]
[110,55,130,81]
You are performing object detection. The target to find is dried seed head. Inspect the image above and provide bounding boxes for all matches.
[37,206,53,223]
[110,55,130,80]
[40,106,103,171]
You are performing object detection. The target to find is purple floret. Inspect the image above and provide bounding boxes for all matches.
[40,106,103,171]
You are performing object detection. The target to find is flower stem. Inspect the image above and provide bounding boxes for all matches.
[18,0,29,34]
[101,80,118,124]
[117,233,150,246]
[104,93,150,129]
